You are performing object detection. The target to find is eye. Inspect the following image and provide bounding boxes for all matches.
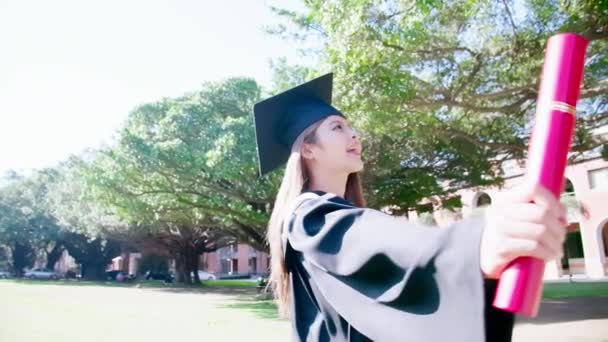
[333,124,343,131]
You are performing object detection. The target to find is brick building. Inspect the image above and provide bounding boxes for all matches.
[200,244,270,277]
[411,154,608,280]
[201,155,608,281]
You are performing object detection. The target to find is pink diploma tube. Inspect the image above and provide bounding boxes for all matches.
[492,33,588,317]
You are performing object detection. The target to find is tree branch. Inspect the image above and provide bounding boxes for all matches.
[571,136,608,153]
[582,28,608,41]
[233,220,266,251]
[501,0,518,36]
[580,110,608,129]
[580,82,608,99]
[379,39,475,57]
[441,127,527,153]
[472,86,537,101]
[409,94,534,114]
[452,53,484,99]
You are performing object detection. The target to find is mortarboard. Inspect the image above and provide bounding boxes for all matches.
[253,73,344,176]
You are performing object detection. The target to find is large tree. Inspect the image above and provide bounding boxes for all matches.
[269,0,608,210]
[86,160,236,284]
[80,78,282,282]
[0,197,36,276]
[0,171,64,276]
[90,78,276,253]
[45,160,124,280]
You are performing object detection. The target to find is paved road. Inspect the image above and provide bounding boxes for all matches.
[514,297,608,341]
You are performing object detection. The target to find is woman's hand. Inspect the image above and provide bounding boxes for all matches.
[480,184,568,279]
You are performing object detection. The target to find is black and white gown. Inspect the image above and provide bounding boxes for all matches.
[282,191,514,342]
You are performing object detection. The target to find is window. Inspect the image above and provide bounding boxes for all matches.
[560,227,585,271]
[249,257,257,274]
[565,231,585,258]
[231,259,238,274]
[602,222,608,259]
[589,167,608,190]
[564,179,575,193]
[220,259,231,274]
[475,193,492,207]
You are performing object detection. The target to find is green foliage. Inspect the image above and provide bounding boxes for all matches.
[269,57,317,94]
[0,245,9,269]
[87,78,276,250]
[0,170,64,274]
[222,299,279,320]
[3,2,606,272]
[269,0,608,210]
[204,279,258,288]
[46,157,125,238]
[416,212,437,226]
[543,282,608,299]
[0,164,128,279]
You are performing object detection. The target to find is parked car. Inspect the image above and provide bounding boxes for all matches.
[65,270,79,279]
[0,270,12,279]
[192,270,217,281]
[106,270,133,281]
[24,268,59,280]
[144,270,174,283]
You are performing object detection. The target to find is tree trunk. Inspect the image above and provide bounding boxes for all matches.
[177,254,192,284]
[81,262,107,281]
[174,256,184,283]
[45,243,65,270]
[173,246,200,285]
[189,251,201,284]
[62,234,120,281]
[12,242,35,277]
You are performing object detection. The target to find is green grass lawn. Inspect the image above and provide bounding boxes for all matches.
[6,278,172,288]
[0,279,287,342]
[9,278,607,297]
[202,279,258,287]
[222,299,279,320]
[2,279,607,342]
[5,278,257,289]
[543,282,608,299]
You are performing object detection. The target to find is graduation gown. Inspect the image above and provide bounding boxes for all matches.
[282,191,514,342]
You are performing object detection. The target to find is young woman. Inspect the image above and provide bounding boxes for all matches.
[253,74,566,342]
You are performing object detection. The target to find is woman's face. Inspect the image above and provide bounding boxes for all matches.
[303,115,363,174]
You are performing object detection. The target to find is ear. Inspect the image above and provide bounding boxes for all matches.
[301,142,315,160]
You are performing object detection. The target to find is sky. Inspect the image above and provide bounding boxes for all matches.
[0,0,309,176]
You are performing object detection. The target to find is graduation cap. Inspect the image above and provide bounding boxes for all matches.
[253,73,344,176]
